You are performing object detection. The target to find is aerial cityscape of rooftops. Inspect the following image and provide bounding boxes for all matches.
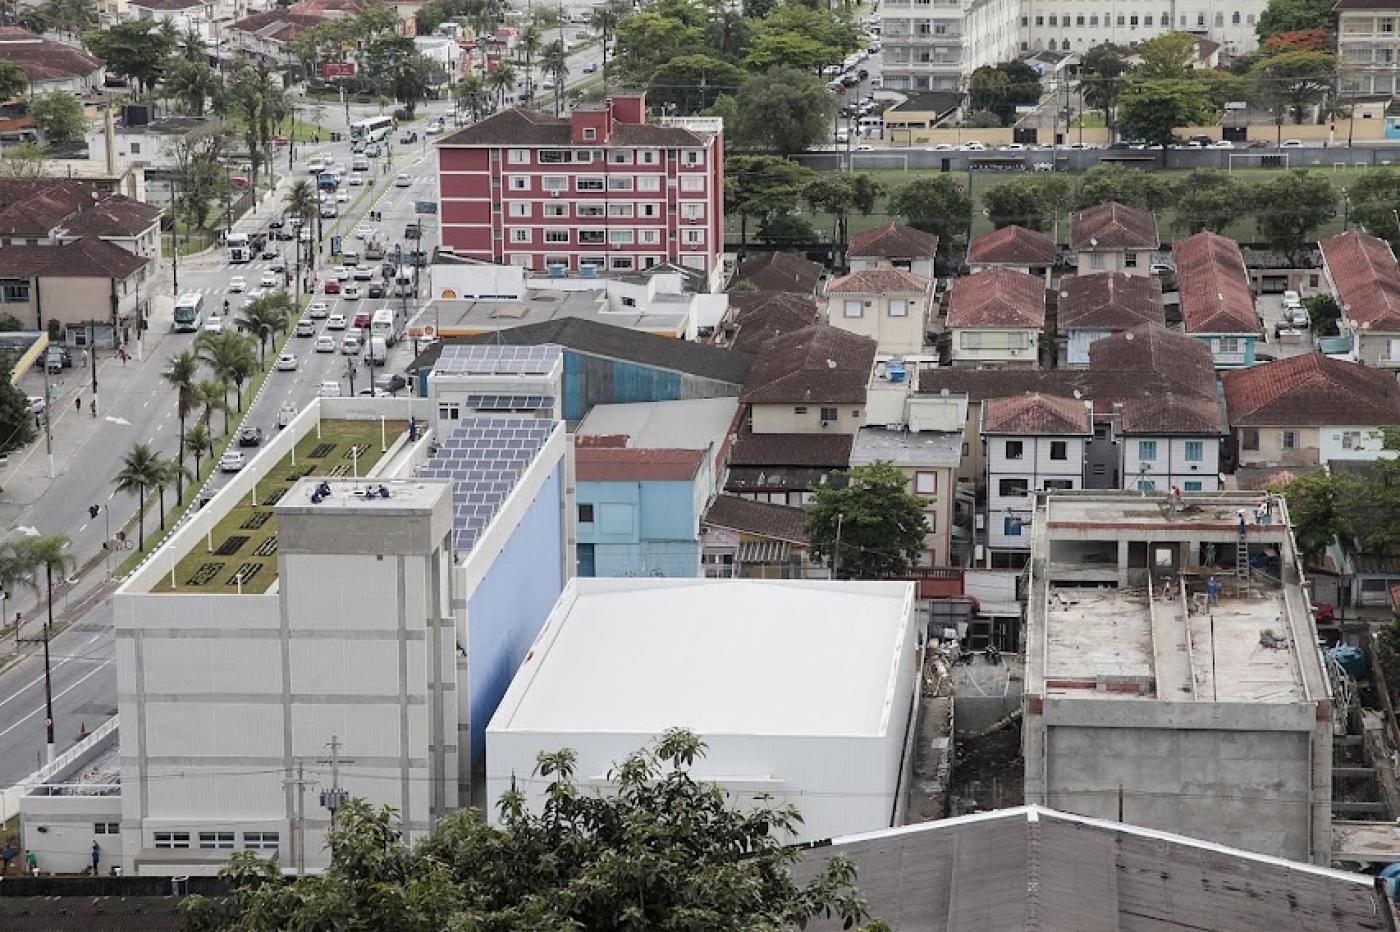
[4,0,1400,924]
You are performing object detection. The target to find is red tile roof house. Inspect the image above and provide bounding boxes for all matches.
[980,393,1093,554]
[1056,271,1164,367]
[1318,229,1400,369]
[573,442,710,577]
[945,267,1046,367]
[1223,353,1400,468]
[715,291,822,354]
[966,225,1057,283]
[699,493,812,578]
[1069,202,1159,278]
[0,27,102,94]
[823,267,933,355]
[1173,231,1263,369]
[847,220,939,280]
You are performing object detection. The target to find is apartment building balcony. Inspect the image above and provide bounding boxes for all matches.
[884,31,962,43]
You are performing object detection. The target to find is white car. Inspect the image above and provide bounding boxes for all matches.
[395,173,411,187]
[348,174,365,186]
[959,141,986,151]
[343,283,362,299]
[326,313,347,330]
[426,120,443,135]
[203,314,224,333]
[335,191,349,203]
[228,275,247,292]
[259,271,278,288]
[1211,139,1235,149]
[354,224,374,240]
[275,352,298,371]
[219,451,246,472]
[341,334,361,355]
[1281,138,1304,148]
[306,301,330,319]
[315,335,335,353]
[932,143,955,151]
[317,380,342,397]
[999,142,1026,151]
[333,265,351,281]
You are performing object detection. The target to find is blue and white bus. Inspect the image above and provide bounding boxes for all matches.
[173,293,204,333]
[350,116,393,143]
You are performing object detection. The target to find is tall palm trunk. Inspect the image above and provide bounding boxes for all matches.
[136,485,146,551]
[176,413,186,500]
[159,485,167,531]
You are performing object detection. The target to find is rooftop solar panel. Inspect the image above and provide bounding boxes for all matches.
[423,417,554,553]
[434,344,562,376]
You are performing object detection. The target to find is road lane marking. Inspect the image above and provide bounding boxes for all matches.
[0,632,105,711]
[0,658,114,741]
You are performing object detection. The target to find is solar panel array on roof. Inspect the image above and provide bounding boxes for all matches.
[465,394,554,411]
[434,344,561,375]
[420,418,554,553]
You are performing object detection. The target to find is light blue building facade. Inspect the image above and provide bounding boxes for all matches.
[575,451,711,579]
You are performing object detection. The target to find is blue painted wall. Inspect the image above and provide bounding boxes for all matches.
[575,478,700,577]
[1192,334,1258,368]
[563,353,685,421]
[465,461,565,764]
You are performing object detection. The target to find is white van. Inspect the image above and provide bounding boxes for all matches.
[367,336,388,366]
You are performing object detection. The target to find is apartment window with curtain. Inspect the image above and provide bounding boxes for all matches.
[1138,440,1157,461]
[844,300,864,318]
[1184,440,1203,461]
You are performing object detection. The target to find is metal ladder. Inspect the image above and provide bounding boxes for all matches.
[1235,535,1249,590]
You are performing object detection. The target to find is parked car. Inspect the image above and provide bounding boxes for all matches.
[315,335,335,353]
[375,373,408,393]
[1287,307,1310,328]
[219,451,246,472]
[275,352,298,370]
[238,426,263,447]
[44,347,71,372]
[1282,289,1302,308]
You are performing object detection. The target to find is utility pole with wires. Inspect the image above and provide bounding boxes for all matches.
[318,735,353,856]
[284,762,317,876]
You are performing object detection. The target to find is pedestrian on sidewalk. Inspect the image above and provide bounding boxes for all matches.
[90,842,100,876]
[89,399,97,418]
[25,849,37,876]
[75,395,81,413]
[2,840,15,874]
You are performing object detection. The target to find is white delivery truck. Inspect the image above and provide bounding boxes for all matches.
[367,336,388,366]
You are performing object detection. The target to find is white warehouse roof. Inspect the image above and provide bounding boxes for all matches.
[493,577,916,738]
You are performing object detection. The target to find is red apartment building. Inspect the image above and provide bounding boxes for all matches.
[436,93,724,286]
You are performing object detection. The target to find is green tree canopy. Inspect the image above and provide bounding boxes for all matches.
[982,173,1072,232]
[1249,169,1336,261]
[733,66,836,154]
[744,4,859,73]
[805,460,929,579]
[0,60,28,99]
[890,175,972,256]
[647,54,745,115]
[84,20,176,93]
[180,729,883,931]
[0,363,37,454]
[1256,0,1336,42]
[1081,43,1131,133]
[1347,167,1400,249]
[1072,162,1174,211]
[805,172,883,258]
[1133,32,1198,79]
[613,9,704,82]
[1249,50,1338,124]
[27,91,86,146]
[1118,77,1217,148]
[967,60,1042,125]
[726,154,812,254]
[1173,168,1248,234]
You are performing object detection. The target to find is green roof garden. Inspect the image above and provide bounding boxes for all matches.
[151,419,409,594]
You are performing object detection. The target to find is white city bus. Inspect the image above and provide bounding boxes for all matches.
[350,116,393,143]
[173,293,205,333]
[227,232,253,263]
[371,306,407,345]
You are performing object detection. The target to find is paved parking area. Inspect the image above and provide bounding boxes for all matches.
[1256,293,1316,360]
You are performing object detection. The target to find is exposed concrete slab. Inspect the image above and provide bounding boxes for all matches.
[1333,820,1400,863]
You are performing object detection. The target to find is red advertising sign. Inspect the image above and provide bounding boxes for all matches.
[320,62,356,78]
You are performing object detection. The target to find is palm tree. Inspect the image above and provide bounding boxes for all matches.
[542,40,568,116]
[454,74,488,123]
[517,24,543,101]
[113,443,162,552]
[238,291,291,366]
[184,422,214,478]
[486,62,516,109]
[285,180,318,294]
[226,334,259,412]
[163,349,200,502]
[153,457,192,531]
[196,378,231,436]
[196,330,243,415]
[15,532,74,764]
[0,538,33,634]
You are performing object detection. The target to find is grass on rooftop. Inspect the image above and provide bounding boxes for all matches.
[147,419,408,595]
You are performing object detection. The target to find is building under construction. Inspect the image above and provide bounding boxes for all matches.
[1022,490,1334,865]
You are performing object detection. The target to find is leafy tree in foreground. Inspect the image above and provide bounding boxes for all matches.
[805,460,928,579]
[1132,31,1198,80]
[0,362,37,454]
[726,154,812,259]
[1305,293,1341,336]
[982,173,1071,232]
[1173,168,1248,234]
[28,90,86,146]
[1072,162,1174,212]
[0,60,28,100]
[1256,0,1336,42]
[1344,166,1400,249]
[734,65,837,155]
[1249,50,1337,125]
[1249,169,1336,262]
[890,175,972,258]
[1081,42,1131,135]
[180,729,885,931]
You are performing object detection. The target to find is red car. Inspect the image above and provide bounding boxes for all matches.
[324,279,341,294]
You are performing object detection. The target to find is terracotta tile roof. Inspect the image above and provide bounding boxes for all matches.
[1070,202,1159,251]
[1318,230,1400,332]
[966,225,1056,266]
[825,268,929,294]
[230,10,326,43]
[983,392,1092,435]
[437,106,703,148]
[946,267,1046,328]
[729,430,853,467]
[0,236,147,279]
[1173,231,1260,335]
[1223,353,1400,427]
[573,446,704,482]
[847,220,938,260]
[1088,324,1217,398]
[703,493,809,543]
[0,27,100,84]
[722,291,822,354]
[741,324,876,405]
[733,251,824,294]
[1120,392,1221,434]
[129,0,205,8]
[1057,272,1164,331]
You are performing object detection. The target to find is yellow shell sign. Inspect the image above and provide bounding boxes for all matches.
[441,288,458,299]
